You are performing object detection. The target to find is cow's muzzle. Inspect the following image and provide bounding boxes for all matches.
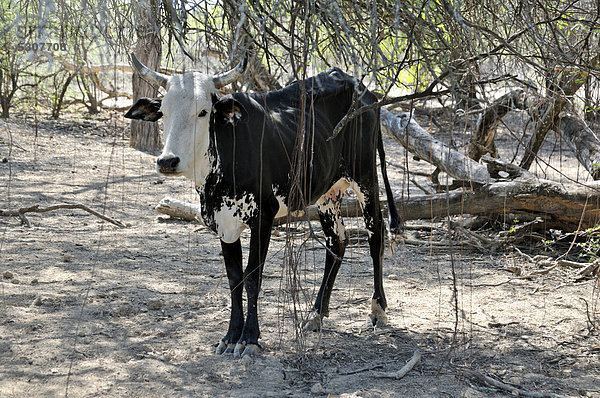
[157,155,180,175]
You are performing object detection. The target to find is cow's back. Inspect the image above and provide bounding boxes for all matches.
[210,68,380,209]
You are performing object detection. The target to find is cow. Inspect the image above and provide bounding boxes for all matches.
[125,54,402,358]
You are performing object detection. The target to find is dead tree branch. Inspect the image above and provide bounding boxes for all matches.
[371,350,421,379]
[380,108,492,184]
[462,368,564,398]
[520,54,600,170]
[0,204,126,228]
[468,89,536,161]
[155,197,203,222]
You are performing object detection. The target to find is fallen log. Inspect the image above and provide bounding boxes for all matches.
[157,171,600,231]
[380,108,492,184]
[399,179,600,231]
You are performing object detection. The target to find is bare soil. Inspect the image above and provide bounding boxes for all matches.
[1,112,599,397]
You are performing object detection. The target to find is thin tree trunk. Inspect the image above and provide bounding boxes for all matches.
[559,115,600,180]
[51,72,76,119]
[520,55,599,170]
[79,74,99,114]
[468,89,532,161]
[130,0,162,153]
[0,69,19,118]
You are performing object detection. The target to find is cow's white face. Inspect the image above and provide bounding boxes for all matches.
[157,73,216,185]
[125,53,246,187]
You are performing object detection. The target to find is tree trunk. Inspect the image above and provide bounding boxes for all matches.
[559,115,600,180]
[79,74,99,114]
[519,96,566,170]
[468,90,532,161]
[0,69,18,119]
[380,108,491,184]
[0,100,8,118]
[0,69,6,118]
[130,0,162,153]
[282,176,600,231]
[51,72,76,119]
[520,55,600,170]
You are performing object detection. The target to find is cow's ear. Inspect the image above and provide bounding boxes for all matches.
[125,97,163,122]
[212,95,248,125]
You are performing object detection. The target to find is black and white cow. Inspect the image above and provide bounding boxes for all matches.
[125,54,402,358]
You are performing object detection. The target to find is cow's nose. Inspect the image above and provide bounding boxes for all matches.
[157,156,180,173]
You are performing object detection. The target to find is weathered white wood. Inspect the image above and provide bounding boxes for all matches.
[155,197,203,223]
[371,350,421,379]
[380,108,492,184]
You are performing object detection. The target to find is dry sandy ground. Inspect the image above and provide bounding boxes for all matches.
[1,112,599,397]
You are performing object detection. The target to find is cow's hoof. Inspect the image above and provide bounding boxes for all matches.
[302,310,323,331]
[233,342,245,358]
[215,341,236,355]
[367,299,388,327]
[233,342,259,358]
[241,343,259,358]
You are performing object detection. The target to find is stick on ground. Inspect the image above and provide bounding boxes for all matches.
[462,368,564,398]
[371,350,421,379]
[0,204,126,228]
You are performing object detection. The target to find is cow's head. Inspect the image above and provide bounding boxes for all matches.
[125,53,246,184]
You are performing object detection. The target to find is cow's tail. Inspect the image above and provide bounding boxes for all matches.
[376,111,403,233]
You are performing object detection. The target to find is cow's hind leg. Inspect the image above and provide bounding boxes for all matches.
[216,239,244,354]
[352,182,388,327]
[304,194,347,331]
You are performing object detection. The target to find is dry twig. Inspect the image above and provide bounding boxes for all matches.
[0,204,125,228]
[339,364,384,376]
[462,368,564,398]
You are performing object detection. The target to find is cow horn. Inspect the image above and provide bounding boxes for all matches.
[213,55,247,89]
[130,53,169,89]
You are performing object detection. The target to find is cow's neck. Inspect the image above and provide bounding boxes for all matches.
[192,133,220,190]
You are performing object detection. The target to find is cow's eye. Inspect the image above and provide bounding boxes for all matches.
[198,110,208,117]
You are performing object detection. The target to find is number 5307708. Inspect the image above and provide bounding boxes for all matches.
[17,42,67,51]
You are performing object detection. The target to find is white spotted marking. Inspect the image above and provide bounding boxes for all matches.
[274,195,288,218]
[213,194,257,243]
[273,186,305,219]
[349,180,373,237]
[349,181,366,210]
[323,178,350,201]
[316,178,350,244]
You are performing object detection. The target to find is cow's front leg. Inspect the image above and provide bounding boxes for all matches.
[234,204,277,358]
[216,239,244,355]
